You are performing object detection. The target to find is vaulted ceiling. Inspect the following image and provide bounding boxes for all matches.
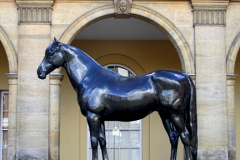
[75,17,169,40]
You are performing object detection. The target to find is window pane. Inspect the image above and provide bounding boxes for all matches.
[2,93,8,111]
[2,130,8,160]
[98,149,102,160]
[2,130,8,149]
[117,67,128,77]
[89,149,92,160]
[130,131,140,148]
[108,121,118,129]
[120,131,129,148]
[109,149,119,160]
[130,120,140,129]
[108,66,114,71]
[120,122,128,129]
[131,149,140,160]
[120,149,129,160]
[108,130,119,148]
[2,149,7,160]
[2,112,8,129]
[2,93,9,129]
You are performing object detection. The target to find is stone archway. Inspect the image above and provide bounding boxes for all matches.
[0,25,18,159]
[227,31,240,74]
[0,25,17,73]
[226,31,240,160]
[59,4,194,74]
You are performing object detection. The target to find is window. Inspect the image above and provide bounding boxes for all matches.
[0,91,8,160]
[87,64,142,160]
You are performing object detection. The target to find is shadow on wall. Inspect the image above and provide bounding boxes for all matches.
[235,50,240,160]
[0,42,9,90]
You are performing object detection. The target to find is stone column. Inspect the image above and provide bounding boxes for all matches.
[5,73,18,160]
[226,74,238,160]
[192,0,229,159]
[49,73,63,160]
[16,1,54,159]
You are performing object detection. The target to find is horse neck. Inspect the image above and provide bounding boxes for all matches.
[61,44,102,90]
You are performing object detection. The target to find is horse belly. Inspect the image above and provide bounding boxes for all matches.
[103,93,158,121]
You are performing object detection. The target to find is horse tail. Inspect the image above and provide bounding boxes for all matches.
[183,73,197,160]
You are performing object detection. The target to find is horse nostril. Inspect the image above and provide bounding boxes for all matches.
[37,68,42,75]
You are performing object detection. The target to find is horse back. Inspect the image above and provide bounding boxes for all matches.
[78,69,190,120]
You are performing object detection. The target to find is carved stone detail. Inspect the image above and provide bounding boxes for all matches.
[18,7,52,24]
[192,9,226,26]
[114,0,132,18]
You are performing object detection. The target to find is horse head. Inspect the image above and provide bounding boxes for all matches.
[37,37,65,79]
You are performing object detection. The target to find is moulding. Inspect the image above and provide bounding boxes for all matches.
[49,73,64,85]
[226,74,239,86]
[191,1,229,9]
[5,73,18,85]
[226,74,239,80]
[188,74,196,80]
[0,26,18,73]
[5,73,18,79]
[49,73,64,80]
[16,1,54,7]
[227,31,240,74]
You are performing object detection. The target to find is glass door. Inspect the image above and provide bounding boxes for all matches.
[0,91,8,160]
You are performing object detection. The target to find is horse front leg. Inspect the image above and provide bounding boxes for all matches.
[87,112,100,160]
[99,120,109,160]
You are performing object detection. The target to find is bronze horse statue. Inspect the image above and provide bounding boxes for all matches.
[37,38,197,160]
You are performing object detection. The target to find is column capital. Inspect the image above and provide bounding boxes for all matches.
[5,73,18,85]
[191,0,228,26]
[49,73,64,85]
[227,74,238,86]
[16,1,54,24]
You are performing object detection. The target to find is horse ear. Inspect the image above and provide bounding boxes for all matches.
[54,37,57,42]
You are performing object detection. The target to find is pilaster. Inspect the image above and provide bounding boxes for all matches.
[49,73,63,160]
[5,73,18,160]
[226,74,238,160]
[16,0,54,159]
[192,0,229,159]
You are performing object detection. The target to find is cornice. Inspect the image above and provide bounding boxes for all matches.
[191,1,229,9]
[16,1,54,7]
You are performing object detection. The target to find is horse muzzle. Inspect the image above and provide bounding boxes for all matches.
[37,67,46,79]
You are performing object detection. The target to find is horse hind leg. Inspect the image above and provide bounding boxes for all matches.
[170,111,193,160]
[158,110,179,160]
[99,120,109,160]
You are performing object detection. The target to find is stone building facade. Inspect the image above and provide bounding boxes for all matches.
[0,0,240,159]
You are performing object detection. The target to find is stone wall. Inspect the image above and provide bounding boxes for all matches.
[0,0,239,159]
